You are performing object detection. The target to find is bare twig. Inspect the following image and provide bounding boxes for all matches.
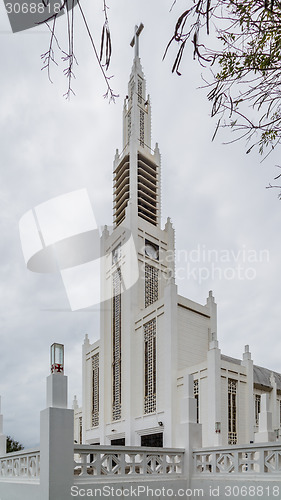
[40,0,118,100]
[77,0,118,101]
[41,17,60,83]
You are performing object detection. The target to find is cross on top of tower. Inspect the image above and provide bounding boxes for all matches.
[130,23,144,58]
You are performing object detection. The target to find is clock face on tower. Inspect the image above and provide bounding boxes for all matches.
[145,240,159,260]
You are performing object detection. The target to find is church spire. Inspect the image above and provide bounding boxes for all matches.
[122,23,151,151]
[113,24,161,227]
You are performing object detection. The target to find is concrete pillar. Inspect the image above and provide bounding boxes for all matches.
[207,289,220,446]
[207,341,222,446]
[164,217,175,283]
[72,395,79,445]
[99,226,108,445]
[255,393,275,443]
[179,375,202,481]
[72,395,79,411]
[46,373,67,409]
[0,396,6,455]
[270,373,278,432]
[40,370,74,500]
[163,281,178,447]
[82,334,90,444]
[241,345,254,443]
[206,291,217,343]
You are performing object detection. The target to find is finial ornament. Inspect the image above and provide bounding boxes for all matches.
[130,23,144,58]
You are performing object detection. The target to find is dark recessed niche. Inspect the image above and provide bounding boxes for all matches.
[141,433,163,447]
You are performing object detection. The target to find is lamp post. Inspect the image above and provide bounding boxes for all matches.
[40,343,74,500]
[51,343,64,374]
[46,343,67,409]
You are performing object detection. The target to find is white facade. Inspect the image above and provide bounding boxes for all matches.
[74,45,281,450]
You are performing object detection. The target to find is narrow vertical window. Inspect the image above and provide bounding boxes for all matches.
[137,79,143,104]
[112,269,122,421]
[255,394,261,426]
[140,109,145,147]
[129,78,134,100]
[92,353,99,427]
[145,264,158,307]
[127,110,132,141]
[194,380,199,424]
[79,416,82,444]
[144,318,156,414]
[279,400,281,428]
[228,379,237,445]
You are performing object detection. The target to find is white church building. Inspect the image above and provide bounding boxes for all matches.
[74,26,281,451]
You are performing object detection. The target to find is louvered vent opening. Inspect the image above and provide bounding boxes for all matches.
[137,153,157,225]
[114,155,130,227]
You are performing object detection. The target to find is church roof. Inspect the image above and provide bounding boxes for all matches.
[221,354,281,392]
[221,354,241,366]
[253,364,281,392]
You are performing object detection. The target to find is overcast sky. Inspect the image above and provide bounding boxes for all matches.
[0,0,280,448]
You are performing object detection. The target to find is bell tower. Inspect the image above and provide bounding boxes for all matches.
[85,25,177,447]
[113,24,161,228]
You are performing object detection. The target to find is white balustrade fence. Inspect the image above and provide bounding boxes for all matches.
[1,443,281,500]
[74,445,184,477]
[0,448,40,480]
[193,443,281,475]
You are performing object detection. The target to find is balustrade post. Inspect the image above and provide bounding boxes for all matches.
[80,454,88,476]
[233,449,239,473]
[0,397,6,456]
[179,374,202,482]
[120,451,126,475]
[211,452,216,474]
[258,447,265,474]
[40,344,74,500]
